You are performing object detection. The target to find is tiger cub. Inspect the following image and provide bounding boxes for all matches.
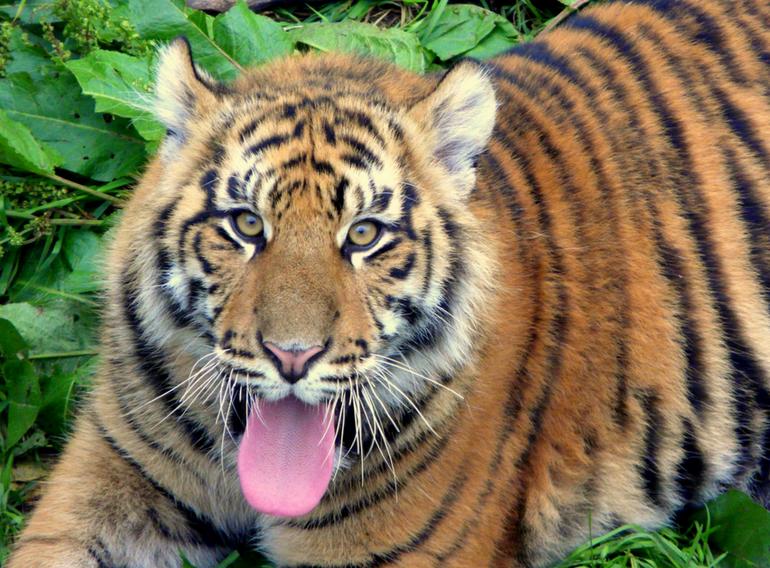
[9,0,770,566]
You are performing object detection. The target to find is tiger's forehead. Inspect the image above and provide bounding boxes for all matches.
[194,91,409,225]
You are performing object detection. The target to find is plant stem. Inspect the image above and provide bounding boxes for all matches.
[4,210,35,220]
[27,350,98,360]
[49,218,106,226]
[5,211,106,225]
[44,174,124,206]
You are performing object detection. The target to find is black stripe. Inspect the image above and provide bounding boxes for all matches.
[335,109,385,145]
[339,134,383,169]
[389,253,416,280]
[637,390,665,508]
[362,237,402,262]
[501,40,581,83]
[121,275,217,455]
[370,186,394,213]
[215,226,243,252]
[192,232,215,275]
[92,418,237,549]
[332,178,348,213]
[340,153,368,170]
[155,247,194,329]
[178,210,227,267]
[87,546,115,568]
[279,153,307,170]
[398,183,420,240]
[226,175,243,200]
[420,227,434,297]
[154,199,178,239]
[676,418,707,504]
[245,134,290,156]
[323,121,337,144]
[650,216,709,415]
[293,119,305,138]
[362,469,469,567]
[106,380,209,487]
[200,170,218,210]
[311,157,335,175]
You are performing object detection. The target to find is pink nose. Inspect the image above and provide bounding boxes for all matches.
[262,342,325,383]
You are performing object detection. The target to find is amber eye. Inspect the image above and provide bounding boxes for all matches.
[346,220,381,249]
[232,210,264,239]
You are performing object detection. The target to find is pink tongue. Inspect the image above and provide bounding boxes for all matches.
[237,397,335,517]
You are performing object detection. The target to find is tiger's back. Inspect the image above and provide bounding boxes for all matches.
[472,0,770,562]
[8,0,770,567]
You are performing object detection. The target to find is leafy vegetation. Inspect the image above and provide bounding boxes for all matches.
[0,0,769,566]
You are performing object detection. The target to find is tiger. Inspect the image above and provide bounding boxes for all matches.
[8,0,770,566]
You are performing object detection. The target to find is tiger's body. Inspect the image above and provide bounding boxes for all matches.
[9,0,770,566]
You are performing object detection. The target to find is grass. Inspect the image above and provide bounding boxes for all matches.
[1,0,769,566]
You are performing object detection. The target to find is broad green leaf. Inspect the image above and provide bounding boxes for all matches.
[0,302,96,355]
[290,21,426,73]
[0,0,60,24]
[464,19,520,60]
[0,109,60,175]
[4,359,41,448]
[10,229,106,301]
[420,4,505,61]
[0,318,29,360]
[693,490,770,567]
[4,27,53,79]
[127,0,242,80]
[212,0,294,68]
[0,72,146,181]
[65,50,165,141]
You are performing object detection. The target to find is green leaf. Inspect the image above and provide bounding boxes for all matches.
[4,359,41,448]
[127,0,242,80]
[4,27,54,79]
[0,0,60,24]
[693,490,770,567]
[290,21,426,73]
[0,302,96,356]
[212,0,294,68]
[0,318,29,360]
[38,359,96,437]
[0,109,60,175]
[10,229,106,301]
[0,72,146,181]
[420,4,505,61]
[464,19,520,60]
[65,50,165,141]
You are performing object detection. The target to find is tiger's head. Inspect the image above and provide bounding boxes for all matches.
[121,38,499,516]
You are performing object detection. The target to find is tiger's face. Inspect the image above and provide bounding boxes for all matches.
[148,41,498,420]
[123,39,500,516]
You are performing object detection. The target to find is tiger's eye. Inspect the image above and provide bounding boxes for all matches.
[233,211,264,239]
[347,221,380,248]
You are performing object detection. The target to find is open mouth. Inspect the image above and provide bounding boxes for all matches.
[228,389,373,518]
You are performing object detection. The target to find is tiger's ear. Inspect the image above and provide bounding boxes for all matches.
[154,37,218,145]
[408,62,496,198]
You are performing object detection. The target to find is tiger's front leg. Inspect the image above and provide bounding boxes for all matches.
[8,416,231,568]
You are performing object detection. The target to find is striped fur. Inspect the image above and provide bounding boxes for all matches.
[9,0,770,566]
